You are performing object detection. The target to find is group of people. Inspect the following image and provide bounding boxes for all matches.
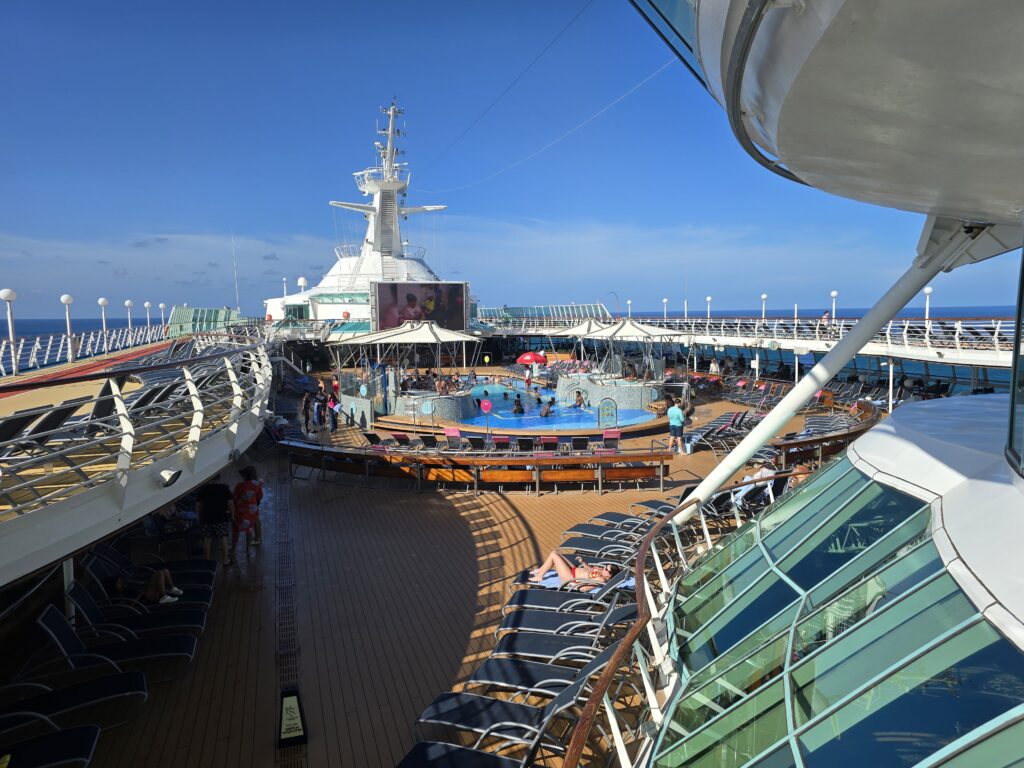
[302,376,343,435]
[196,466,264,567]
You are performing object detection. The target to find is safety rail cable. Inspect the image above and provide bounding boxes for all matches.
[0,326,169,378]
[561,469,811,768]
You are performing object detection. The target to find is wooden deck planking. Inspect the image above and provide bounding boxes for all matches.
[93,411,760,767]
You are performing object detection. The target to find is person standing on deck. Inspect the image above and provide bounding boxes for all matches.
[667,397,685,455]
[301,392,311,433]
[232,465,263,555]
[327,393,339,434]
[197,474,235,566]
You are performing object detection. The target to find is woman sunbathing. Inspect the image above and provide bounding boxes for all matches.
[529,550,618,592]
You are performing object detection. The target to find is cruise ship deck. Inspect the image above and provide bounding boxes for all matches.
[87,446,723,767]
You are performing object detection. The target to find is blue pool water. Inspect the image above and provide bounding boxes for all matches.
[460,379,656,431]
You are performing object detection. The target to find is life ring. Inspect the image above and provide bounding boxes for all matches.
[266,314,273,322]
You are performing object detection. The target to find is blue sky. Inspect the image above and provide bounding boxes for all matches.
[0,0,1017,318]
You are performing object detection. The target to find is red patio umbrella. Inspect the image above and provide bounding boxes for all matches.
[517,351,547,365]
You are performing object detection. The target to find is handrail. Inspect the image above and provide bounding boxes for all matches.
[0,332,262,395]
[562,468,810,767]
[771,401,880,452]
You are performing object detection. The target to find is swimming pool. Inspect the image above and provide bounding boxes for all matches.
[460,379,657,431]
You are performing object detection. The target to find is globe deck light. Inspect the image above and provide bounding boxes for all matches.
[60,294,75,363]
[1,289,17,376]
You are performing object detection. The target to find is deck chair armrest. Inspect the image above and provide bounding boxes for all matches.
[548,646,600,664]
[560,596,613,612]
[470,720,542,748]
[79,625,138,643]
[0,681,52,696]
[67,652,124,675]
[0,711,61,732]
[101,596,150,612]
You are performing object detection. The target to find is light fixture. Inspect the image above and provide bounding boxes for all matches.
[159,469,183,488]
[60,294,75,363]
[0,288,17,376]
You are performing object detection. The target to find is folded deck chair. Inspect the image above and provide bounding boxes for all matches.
[0,672,146,737]
[35,605,197,677]
[503,570,630,613]
[0,724,100,768]
[67,581,206,637]
[415,666,593,755]
[496,602,637,637]
[92,541,216,583]
[463,639,622,706]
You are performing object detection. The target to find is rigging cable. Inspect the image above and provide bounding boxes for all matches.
[414,57,676,195]
[417,0,594,176]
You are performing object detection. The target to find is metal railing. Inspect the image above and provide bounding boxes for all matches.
[0,333,272,520]
[562,469,811,767]
[0,325,169,378]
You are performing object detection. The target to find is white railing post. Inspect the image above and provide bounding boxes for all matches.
[181,366,205,466]
[223,356,245,447]
[109,377,136,507]
[602,693,632,768]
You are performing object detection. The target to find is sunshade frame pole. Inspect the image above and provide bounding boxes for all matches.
[674,251,953,518]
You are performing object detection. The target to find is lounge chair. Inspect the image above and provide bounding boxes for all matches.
[515,437,535,453]
[462,639,622,700]
[82,554,213,611]
[490,435,511,453]
[414,666,595,756]
[67,581,207,637]
[442,427,468,451]
[397,742,526,768]
[490,631,606,663]
[570,436,590,452]
[418,434,440,451]
[390,432,423,450]
[503,571,630,613]
[467,435,487,452]
[496,602,637,637]
[91,542,216,587]
[0,725,101,768]
[0,672,147,737]
[35,605,197,678]
[600,429,621,450]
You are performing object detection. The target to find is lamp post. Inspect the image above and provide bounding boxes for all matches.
[60,294,75,363]
[760,293,767,321]
[98,298,109,353]
[923,286,933,321]
[830,290,838,319]
[706,296,712,320]
[158,302,166,327]
[282,277,288,298]
[124,299,134,331]
[662,297,668,321]
[683,298,688,320]
[144,301,152,328]
[627,299,632,318]
[0,288,17,375]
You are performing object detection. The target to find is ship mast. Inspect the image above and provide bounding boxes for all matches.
[329,102,446,278]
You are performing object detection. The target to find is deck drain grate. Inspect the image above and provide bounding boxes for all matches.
[274,471,306,767]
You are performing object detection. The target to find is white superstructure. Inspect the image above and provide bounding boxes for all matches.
[263,103,446,323]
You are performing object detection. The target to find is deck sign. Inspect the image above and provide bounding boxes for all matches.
[278,687,308,748]
[598,398,618,429]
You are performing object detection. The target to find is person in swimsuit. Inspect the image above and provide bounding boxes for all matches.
[528,550,618,592]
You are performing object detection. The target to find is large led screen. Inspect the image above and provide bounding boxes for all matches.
[374,282,467,331]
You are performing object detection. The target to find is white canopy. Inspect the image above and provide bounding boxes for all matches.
[334,320,481,346]
[584,318,678,342]
[550,318,612,337]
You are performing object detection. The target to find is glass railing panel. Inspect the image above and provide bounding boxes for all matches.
[934,713,1024,767]
[679,524,760,593]
[792,539,943,659]
[684,573,798,671]
[762,463,865,560]
[758,458,854,539]
[679,546,770,630]
[798,619,1024,766]
[672,633,789,734]
[655,678,788,768]
[791,573,976,726]
[776,482,924,591]
[687,603,798,690]
[803,505,931,609]
[640,0,706,87]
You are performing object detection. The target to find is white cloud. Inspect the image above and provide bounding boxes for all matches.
[0,216,1017,318]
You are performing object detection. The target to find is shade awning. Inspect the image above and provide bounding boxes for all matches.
[332,320,482,346]
[584,318,678,342]
[550,319,613,337]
